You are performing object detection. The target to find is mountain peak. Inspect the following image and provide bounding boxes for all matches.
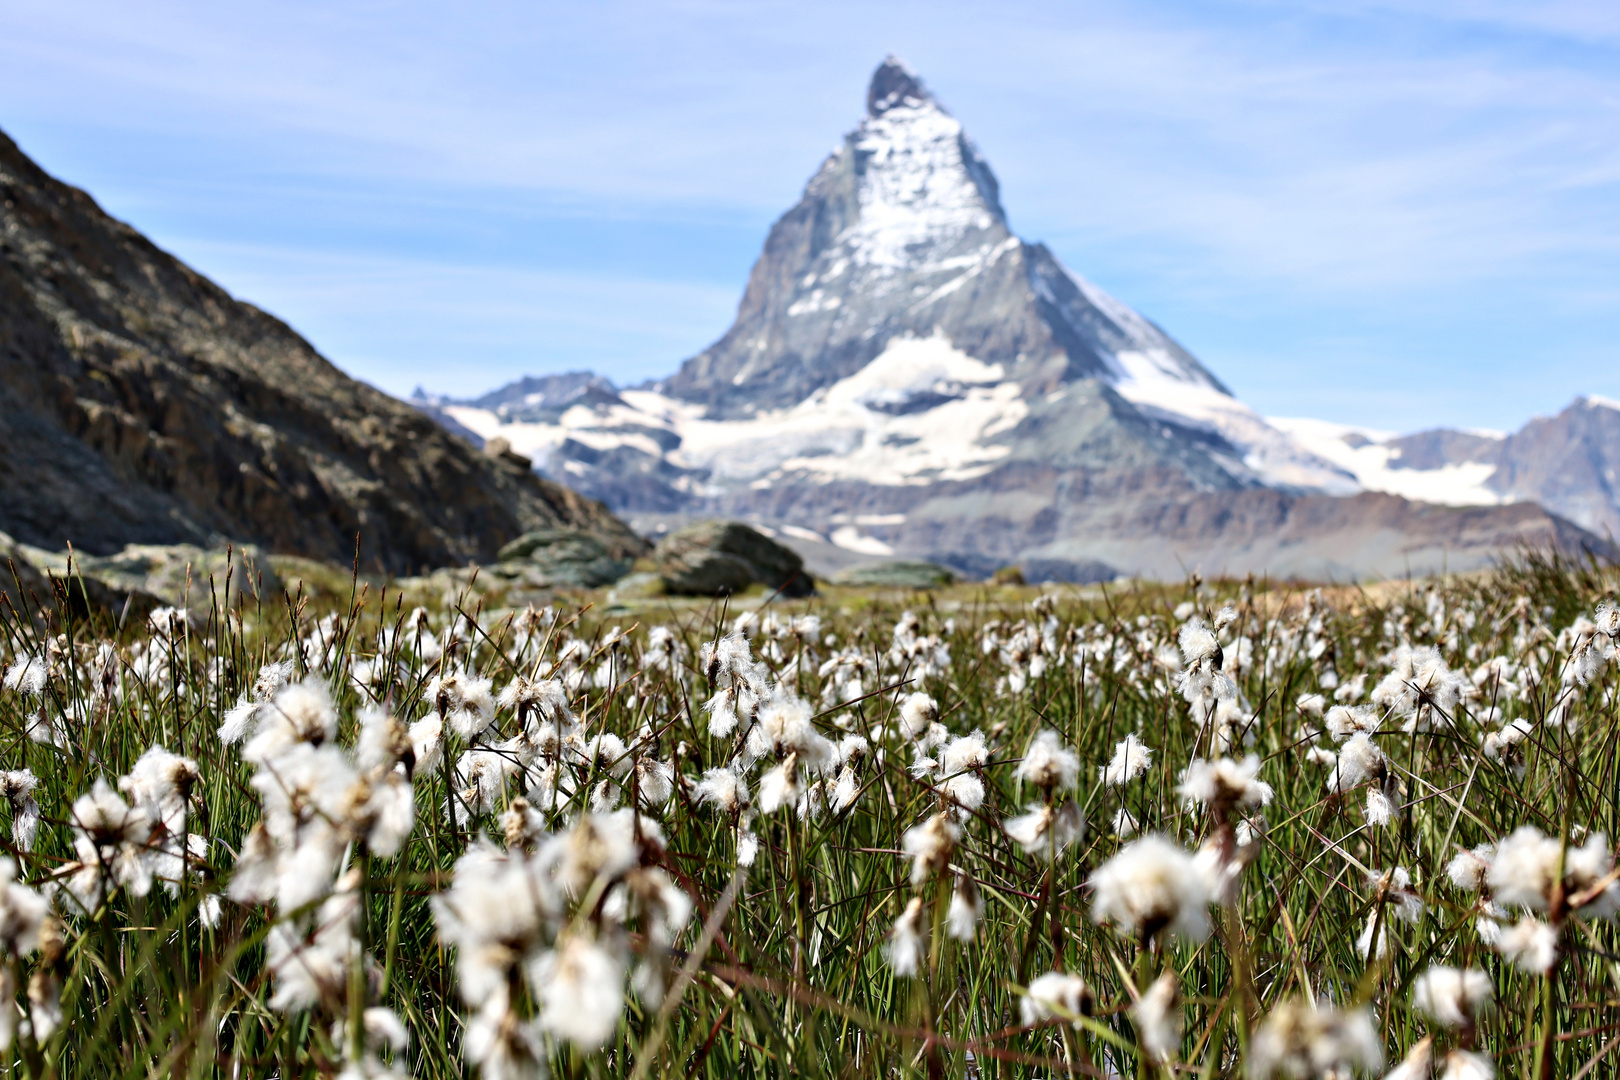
[867,55,933,116]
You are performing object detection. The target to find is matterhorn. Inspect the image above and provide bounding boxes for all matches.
[434,57,1598,580]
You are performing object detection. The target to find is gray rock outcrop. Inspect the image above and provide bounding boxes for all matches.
[655,521,814,597]
[0,535,287,622]
[496,529,633,588]
[28,542,279,610]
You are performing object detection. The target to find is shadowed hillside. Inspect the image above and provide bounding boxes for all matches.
[0,129,643,573]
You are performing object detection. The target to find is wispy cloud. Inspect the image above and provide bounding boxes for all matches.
[2,0,1617,430]
[175,241,740,396]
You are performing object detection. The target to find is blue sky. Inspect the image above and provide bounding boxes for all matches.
[2,1,1617,432]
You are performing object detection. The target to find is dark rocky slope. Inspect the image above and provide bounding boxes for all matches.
[0,129,642,573]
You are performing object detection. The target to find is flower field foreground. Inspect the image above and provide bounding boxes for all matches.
[2,554,1620,1078]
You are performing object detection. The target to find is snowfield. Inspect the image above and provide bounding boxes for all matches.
[1269,417,1507,507]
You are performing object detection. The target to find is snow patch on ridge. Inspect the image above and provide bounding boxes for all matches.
[1026,255,1357,494]
[842,96,999,273]
[1112,361,1359,494]
[829,526,895,555]
[1269,417,1508,506]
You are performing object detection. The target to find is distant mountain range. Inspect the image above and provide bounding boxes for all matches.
[1275,397,1620,540]
[0,128,642,572]
[421,57,1605,581]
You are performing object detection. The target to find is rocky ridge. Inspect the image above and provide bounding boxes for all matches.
[0,128,644,574]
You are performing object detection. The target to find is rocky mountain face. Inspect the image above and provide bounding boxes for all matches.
[0,128,643,574]
[1484,398,1620,538]
[428,57,1604,581]
[643,57,1347,493]
[1275,396,1620,542]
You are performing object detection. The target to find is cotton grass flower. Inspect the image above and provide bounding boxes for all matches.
[694,766,751,817]
[1495,917,1558,974]
[244,675,339,763]
[61,779,153,908]
[1487,824,1620,916]
[902,813,958,885]
[946,875,981,941]
[829,755,866,812]
[464,991,546,1080]
[0,771,40,852]
[1382,1038,1433,1080]
[1370,867,1424,922]
[1004,802,1083,858]
[1102,734,1153,786]
[748,691,834,772]
[1015,729,1079,791]
[896,692,937,740]
[1411,965,1493,1030]
[1090,835,1212,943]
[886,897,925,977]
[0,857,46,1052]
[428,670,496,741]
[1354,867,1422,961]
[1446,845,1494,892]
[1021,971,1092,1027]
[1179,755,1273,815]
[1323,704,1376,741]
[1249,999,1382,1079]
[1178,616,1221,669]
[938,731,988,811]
[1113,807,1138,837]
[1439,1050,1496,1080]
[1326,733,1385,793]
[2,655,47,697]
[1134,972,1180,1065]
[1487,825,1561,910]
[534,933,626,1048]
[1365,789,1396,827]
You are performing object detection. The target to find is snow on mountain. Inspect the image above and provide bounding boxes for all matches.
[843,85,1001,275]
[1268,417,1506,507]
[447,333,1026,493]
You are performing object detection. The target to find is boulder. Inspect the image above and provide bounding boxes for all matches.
[655,521,814,597]
[831,560,957,589]
[0,533,171,623]
[25,543,281,611]
[0,532,61,620]
[496,529,632,588]
[608,572,667,602]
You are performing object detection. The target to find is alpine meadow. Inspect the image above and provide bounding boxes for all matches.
[1,552,1620,1079]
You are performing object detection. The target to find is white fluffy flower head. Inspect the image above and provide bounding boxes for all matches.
[1179,756,1273,813]
[1016,729,1079,791]
[1102,734,1153,786]
[1089,835,1212,943]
